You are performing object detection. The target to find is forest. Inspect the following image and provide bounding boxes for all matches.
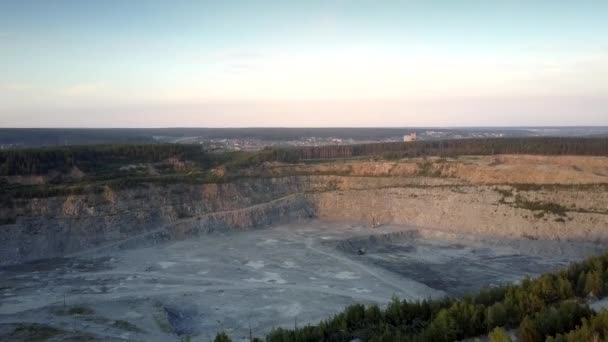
[0,144,211,176]
[2,137,608,203]
[2,137,608,177]
[212,251,608,341]
[0,127,525,147]
[295,137,608,160]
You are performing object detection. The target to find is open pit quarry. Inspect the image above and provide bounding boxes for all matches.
[2,154,608,341]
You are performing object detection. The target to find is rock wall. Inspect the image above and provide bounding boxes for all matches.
[0,177,314,264]
[311,186,608,242]
[2,155,608,264]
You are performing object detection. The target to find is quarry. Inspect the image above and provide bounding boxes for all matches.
[4,2,608,339]
[2,148,608,341]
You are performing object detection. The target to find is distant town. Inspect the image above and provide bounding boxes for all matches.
[151,128,594,152]
[150,130,512,152]
[1,127,607,151]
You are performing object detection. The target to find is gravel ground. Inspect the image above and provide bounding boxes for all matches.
[0,220,603,341]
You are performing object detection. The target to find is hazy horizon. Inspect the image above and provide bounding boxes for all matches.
[3,125,608,130]
[1,1,607,127]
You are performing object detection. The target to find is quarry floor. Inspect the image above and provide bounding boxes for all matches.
[0,220,604,341]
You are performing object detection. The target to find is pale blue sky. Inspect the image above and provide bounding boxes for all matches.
[1,1,607,127]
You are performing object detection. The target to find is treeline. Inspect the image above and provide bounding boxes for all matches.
[214,251,608,342]
[3,137,608,176]
[0,144,210,176]
[223,147,301,169]
[0,127,431,145]
[294,137,608,160]
[0,128,155,147]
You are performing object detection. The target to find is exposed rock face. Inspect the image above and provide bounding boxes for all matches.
[2,155,608,264]
[312,186,608,242]
[1,178,314,264]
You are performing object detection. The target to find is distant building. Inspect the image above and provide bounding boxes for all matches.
[403,132,417,142]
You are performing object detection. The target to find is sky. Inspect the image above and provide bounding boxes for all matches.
[1,0,607,127]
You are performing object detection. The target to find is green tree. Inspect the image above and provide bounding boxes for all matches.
[424,309,459,342]
[550,310,608,342]
[384,296,403,325]
[518,316,541,342]
[576,271,587,296]
[487,302,508,330]
[344,303,366,329]
[489,326,512,342]
[584,271,603,297]
[365,304,383,326]
[214,331,232,342]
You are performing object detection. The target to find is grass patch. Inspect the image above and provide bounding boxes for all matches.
[513,195,569,217]
[494,187,578,218]
[512,183,608,192]
[416,160,442,177]
[495,187,514,198]
[1,171,229,200]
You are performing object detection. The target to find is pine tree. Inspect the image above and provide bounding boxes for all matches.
[584,271,603,297]
[214,331,232,342]
[576,271,587,296]
[519,316,540,342]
